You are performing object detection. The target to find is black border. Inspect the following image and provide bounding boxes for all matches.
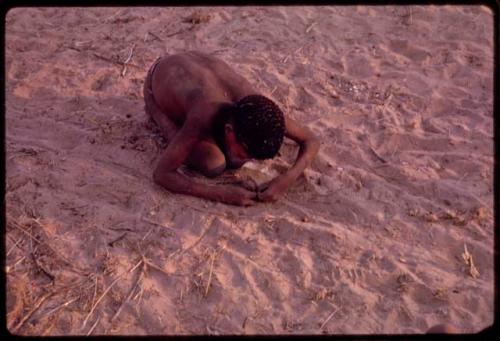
[1,0,498,340]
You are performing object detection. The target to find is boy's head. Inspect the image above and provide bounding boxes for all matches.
[217,95,285,168]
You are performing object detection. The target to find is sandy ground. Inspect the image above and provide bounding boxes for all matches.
[5,6,494,335]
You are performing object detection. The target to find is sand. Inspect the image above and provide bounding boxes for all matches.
[5,5,494,335]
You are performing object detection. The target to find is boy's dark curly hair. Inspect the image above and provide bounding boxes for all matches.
[232,95,285,159]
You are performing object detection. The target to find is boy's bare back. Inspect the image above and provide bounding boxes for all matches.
[151,51,255,125]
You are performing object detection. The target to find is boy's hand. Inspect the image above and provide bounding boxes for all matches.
[220,186,258,206]
[256,178,288,203]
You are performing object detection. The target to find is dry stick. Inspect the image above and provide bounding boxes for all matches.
[462,243,480,278]
[138,249,188,277]
[38,297,78,321]
[104,9,122,22]
[458,172,469,183]
[11,292,53,333]
[282,45,305,64]
[31,218,85,272]
[204,251,217,297]
[108,233,127,247]
[111,262,145,323]
[7,235,24,256]
[86,315,100,336]
[90,275,98,314]
[29,224,34,252]
[92,52,141,69]
[305,22,316,33]
[9,218,81,272]
[7,255,27,273]
[142,257,171,277]
[269,85,278,97]
[165,24,195,38]
[121,43,136,77]
[148,30,164,41]
[108,226,135,232]
[166,28,185,37]
[141,228,153,242]
[319,308,339,330]
[141,217,177,231]
[368,146,387,163]
[81,260,143,328]
[30,252,55,281]
[132,285,143,301]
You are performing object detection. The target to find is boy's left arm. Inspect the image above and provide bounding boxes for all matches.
[258,116,320,202]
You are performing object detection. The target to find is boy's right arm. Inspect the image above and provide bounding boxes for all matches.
[152,110,257,206]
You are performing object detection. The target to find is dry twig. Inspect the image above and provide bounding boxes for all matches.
[11,292,53,334]
[368,146,387,163]
[86,315,100,336]
[282,45,305,64]
[205,250,217,297]
[7,235,24,257]
[462,243,480,278]
[82,260,143,328]
[38,297,78,321]
[305,22,316,33]
[30,252,55,281]
[165,24,195,38]
[269,85,278,97]
[141,257,171,277]
[111,262,145,323]
[92,52,141,69]
[90,275,98,312]
[8,217,84,272]
[319,308,338,330]
[141,217,177,231]
[6,255,27,273]
[148,30,164,42]
[121,43,136,77]
[108,233,127,247]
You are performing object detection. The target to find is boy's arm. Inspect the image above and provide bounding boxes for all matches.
[153,106,258,206]
[258,116,320,202]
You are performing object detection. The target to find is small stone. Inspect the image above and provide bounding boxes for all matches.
[453,216,466,226]
[424,212,439,222]
[475,207,487,220]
